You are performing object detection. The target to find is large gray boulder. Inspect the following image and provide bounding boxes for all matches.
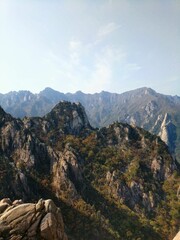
[0,198,68,240]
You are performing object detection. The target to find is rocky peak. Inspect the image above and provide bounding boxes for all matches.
[0,106,13,123]
[44,101,92,135]
[143,87,157,96]
[40,87,66,102]
[0,106,6,116]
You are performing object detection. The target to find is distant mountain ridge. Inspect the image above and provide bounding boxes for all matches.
[0,87,179,162]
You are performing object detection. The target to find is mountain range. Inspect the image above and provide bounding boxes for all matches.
[0,87,179,162]
[0,101,179,239]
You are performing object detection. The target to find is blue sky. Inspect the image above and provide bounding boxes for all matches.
[0,0,180,95]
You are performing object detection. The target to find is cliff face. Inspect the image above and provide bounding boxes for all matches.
[0,102,179,240]
[158,113,177,154]
[0,198,67,240]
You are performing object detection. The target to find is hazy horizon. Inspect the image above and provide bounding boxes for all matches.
[0,0,180,95]
[0,86,180,97]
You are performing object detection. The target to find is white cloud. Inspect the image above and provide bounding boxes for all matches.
[167,76,179,83]
[90,60,111,92]
[126,63,142,72]
[88,46,126,92]
[44,41,141,94]
[69,40,82,65]
[97,22,120,38]
[121,63,142,82]
[69,40,81,51]
[47,50,61,62]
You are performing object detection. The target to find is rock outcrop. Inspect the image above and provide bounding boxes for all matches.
[44,101,92,136]
[0,198,67,240]
[52,143,84,203]
[173,231,180,240]
[158,113,177,155]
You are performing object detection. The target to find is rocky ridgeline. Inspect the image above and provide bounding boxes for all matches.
[0,198,67,240]
[0,87,179,162]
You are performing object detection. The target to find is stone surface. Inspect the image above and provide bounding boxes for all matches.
[173,231,180,240]
[0,198,67,240]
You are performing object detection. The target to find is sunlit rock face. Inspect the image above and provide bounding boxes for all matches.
[173,231,180,240]
[0,198,68,240]
[158,113,177,155]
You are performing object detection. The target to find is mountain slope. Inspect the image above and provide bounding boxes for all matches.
[0,102,179,239]
[0,87,179,162]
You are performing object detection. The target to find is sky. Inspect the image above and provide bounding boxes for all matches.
[0,0,180,95]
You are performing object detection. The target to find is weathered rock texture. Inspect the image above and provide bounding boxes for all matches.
[0,198,67,240]
[173,231,180,240]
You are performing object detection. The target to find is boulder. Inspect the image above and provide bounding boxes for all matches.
[0,198,67,240]
[173,231,180,240]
